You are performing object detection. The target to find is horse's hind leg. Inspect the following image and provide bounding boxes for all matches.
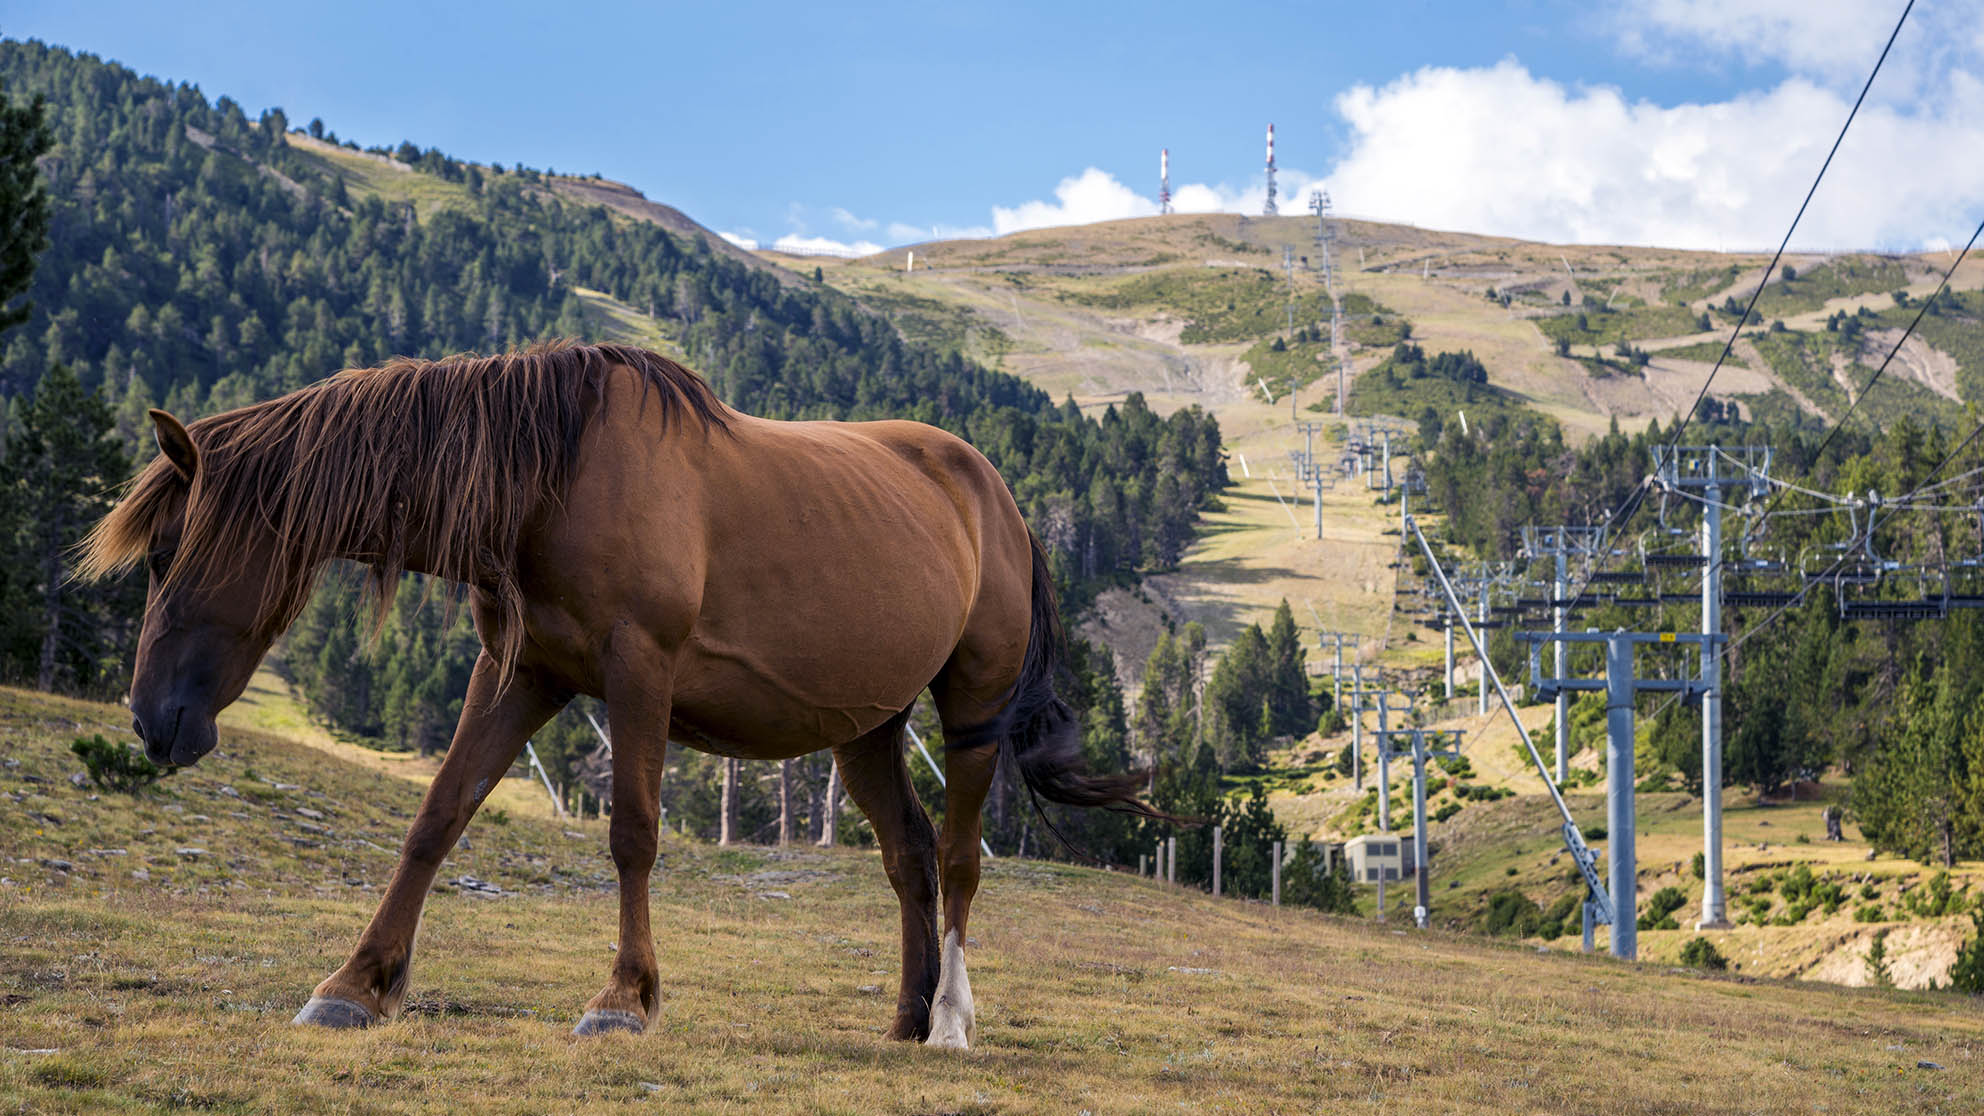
[294,652,565,1028]
[929,736,996,1049]
[832,709,941,1041]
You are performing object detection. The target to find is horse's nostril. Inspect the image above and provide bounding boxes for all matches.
[131,715,146,743]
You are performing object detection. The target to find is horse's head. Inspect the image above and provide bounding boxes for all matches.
[96,410,279,769]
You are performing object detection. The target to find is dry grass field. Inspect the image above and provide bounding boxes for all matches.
[5,686,1984,1113]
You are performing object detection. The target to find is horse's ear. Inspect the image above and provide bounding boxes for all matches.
[149,408,199,483]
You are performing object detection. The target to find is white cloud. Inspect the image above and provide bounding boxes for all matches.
[718,231,759,250]
[1322,58,1984,251]
[1614,0,1984,107]
[830,207,877,231]
[989,167,1161,234]
[1615,1,1908,80]
[771,233,884,257]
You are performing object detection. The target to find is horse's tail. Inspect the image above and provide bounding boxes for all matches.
[998,529,1178,824]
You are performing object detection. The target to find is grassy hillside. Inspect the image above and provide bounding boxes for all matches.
[4,686,1982,1113]
[808,215,1984,679]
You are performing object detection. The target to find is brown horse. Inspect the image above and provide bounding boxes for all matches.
[79,342,1160,1047]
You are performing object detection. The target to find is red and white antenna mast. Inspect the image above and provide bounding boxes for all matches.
[1160,148,1173,215]
[1263,123,1278,216]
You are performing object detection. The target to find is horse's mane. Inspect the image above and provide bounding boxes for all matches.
[79,341,727,682]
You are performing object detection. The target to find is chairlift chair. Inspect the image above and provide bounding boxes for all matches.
[1837,564,1949,620]
[1637,529,1705,570]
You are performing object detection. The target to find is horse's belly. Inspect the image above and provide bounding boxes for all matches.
[665,624,949,755]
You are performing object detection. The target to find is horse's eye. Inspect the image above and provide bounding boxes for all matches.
[148,550,173,580]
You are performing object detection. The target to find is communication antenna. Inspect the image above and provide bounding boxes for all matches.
[1263,123,1278,216]
[1307,189,1347,415]
[1160,148,1173,216]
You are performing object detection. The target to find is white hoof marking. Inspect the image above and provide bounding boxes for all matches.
[925,929,975,1050]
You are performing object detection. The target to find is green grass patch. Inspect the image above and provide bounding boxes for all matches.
[1242,336,1335,397]
[283,136,480,222]
[1347,348,1548,438]
[848,281,1013,364]
[1750,257,1908,318]
[1534,304,1704,348]
[1732,386,1824,429]
[1659,264,1742,305]
[1061,267,1328,344]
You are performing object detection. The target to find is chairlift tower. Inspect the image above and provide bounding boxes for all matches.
[1293,421,1331,539]
[1521,526,1609,785]
[1374,724,1465,928]
[1521,630,1722,959]
[1398,467,1426,535]
[1317,629,1353,711]
[1441,600,1460,700]
[1349,659,1380,790]
[1453,562,1517,715]
[1306,190,1350,416]
[1652,444,1771,930]
[1370,689,1414,835]
[1345,675,1395,812]
[1407,513,1615,954]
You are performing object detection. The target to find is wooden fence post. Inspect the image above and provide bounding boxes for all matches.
[1272,839,1282,907]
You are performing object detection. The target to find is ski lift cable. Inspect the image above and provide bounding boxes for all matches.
[1776,211,1984,488]
[1660,0,1916,457]
[1573,0,1919,577]
[1537,5,1914,615]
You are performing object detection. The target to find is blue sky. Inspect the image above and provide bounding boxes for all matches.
[7,1,1978,253]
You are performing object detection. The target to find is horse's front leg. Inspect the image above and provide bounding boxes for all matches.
[293,652,565,1028]
[572,654,673,1036]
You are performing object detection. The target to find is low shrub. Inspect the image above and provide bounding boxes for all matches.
[1679,937,1729,971]
[1948,907,1984,994]
[1639,886,1688,930]
[70,734,173,794]
[1483,890,1543,937]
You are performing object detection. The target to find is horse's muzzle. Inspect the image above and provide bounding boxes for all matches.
[132,702,215,768]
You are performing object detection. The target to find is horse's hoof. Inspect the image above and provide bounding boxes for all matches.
[572,1009,646,1037]
[925,1026,971,1051]
[291,996,375,1029]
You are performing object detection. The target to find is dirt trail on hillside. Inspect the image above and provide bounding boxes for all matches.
[1864,327,1962,401]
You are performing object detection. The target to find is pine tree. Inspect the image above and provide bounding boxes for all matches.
[1205,622,1282,769]
[1220,782,1286,899]
[1855,659,1970,866]
[0,364,135,692]
[1133,631,1180,764]
[1264,599,1311,736]
[0,76,51,334]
